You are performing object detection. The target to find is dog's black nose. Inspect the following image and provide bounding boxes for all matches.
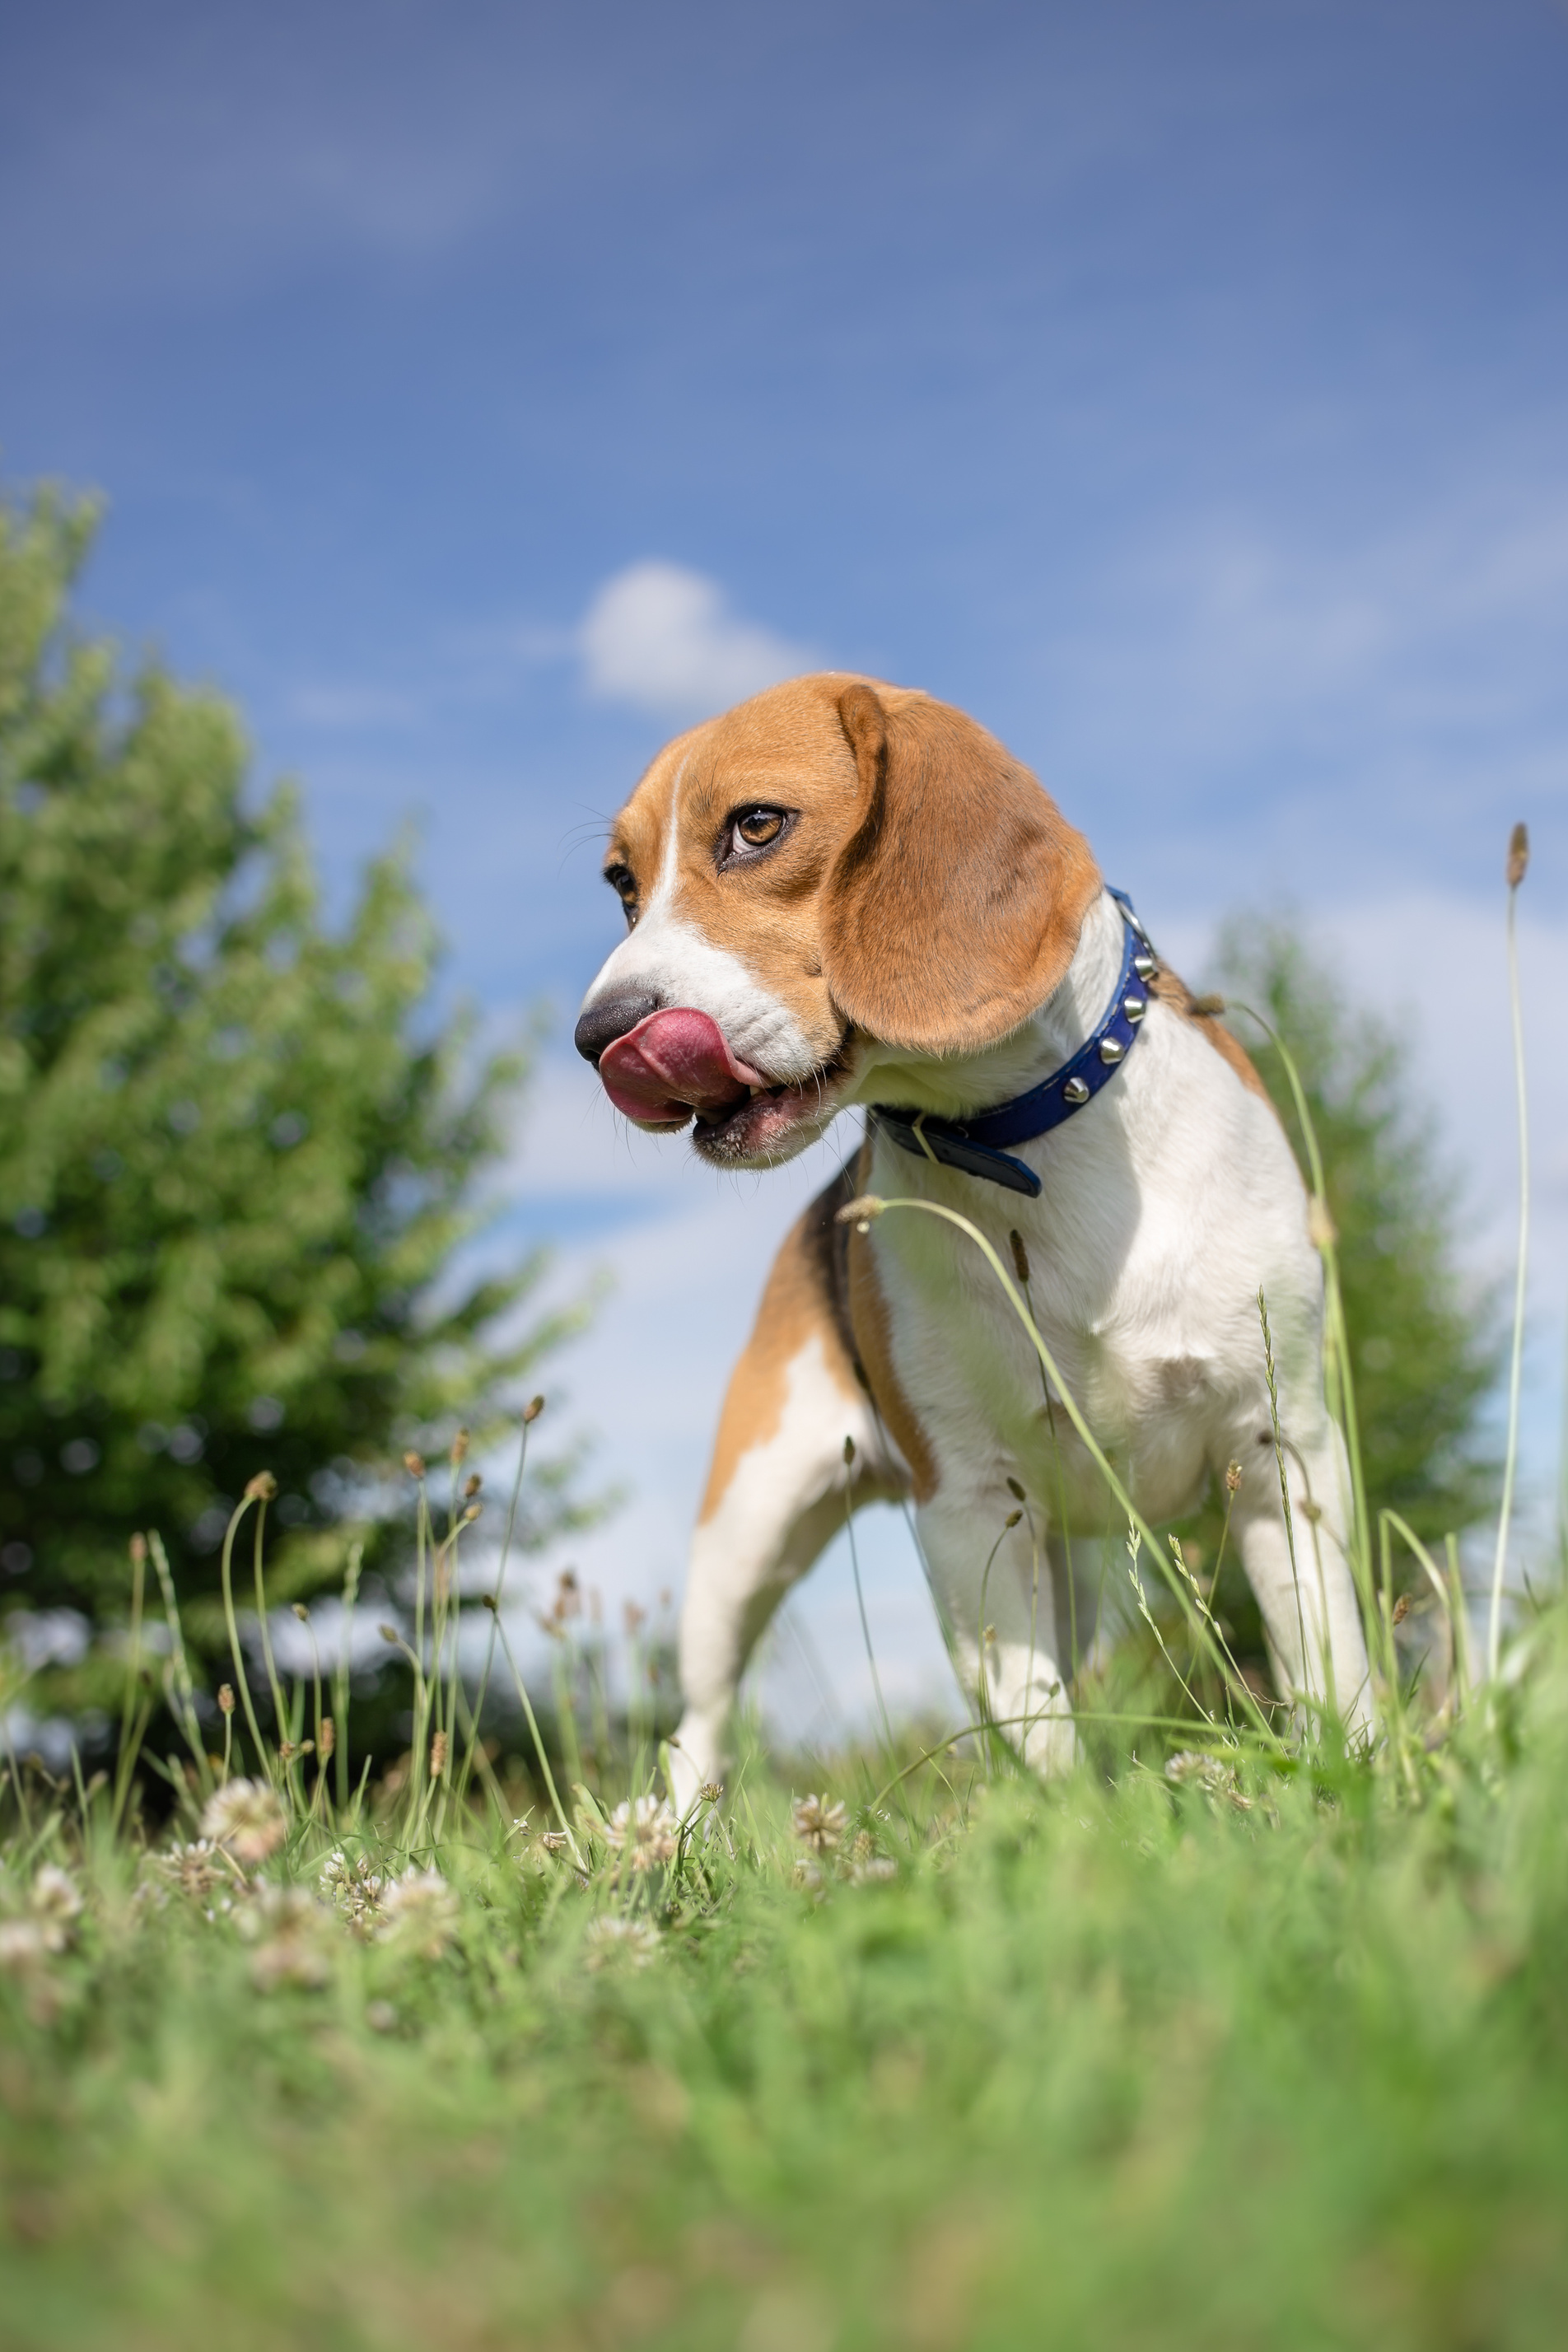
[573,989,661,1066]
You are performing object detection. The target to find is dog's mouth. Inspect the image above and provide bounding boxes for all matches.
[597,1008,847,1162]
[688,1055,849,1163]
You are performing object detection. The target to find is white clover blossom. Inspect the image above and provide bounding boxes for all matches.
[378,1868,460,1958]
[320,1848,385,1933]
[602,1797,678,1874]
[236,1885,333,1990]
[584,1915,660,1971]
[202,1777,287,1862]
[791,1794,847,1854]
[0,1918,49,1973]
[152,1840,228,1902]
[30,1864,82,1951]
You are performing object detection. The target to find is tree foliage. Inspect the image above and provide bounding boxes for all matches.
[0,485,578,1640]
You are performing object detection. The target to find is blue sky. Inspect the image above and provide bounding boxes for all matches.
[5,0,1566,1728]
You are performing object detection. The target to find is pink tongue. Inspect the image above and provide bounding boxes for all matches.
[598,1008,765,1126]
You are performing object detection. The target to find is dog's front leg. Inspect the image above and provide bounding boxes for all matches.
[670,1191,903,1812]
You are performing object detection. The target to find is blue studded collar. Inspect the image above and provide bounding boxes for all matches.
[870,889,1157,1199]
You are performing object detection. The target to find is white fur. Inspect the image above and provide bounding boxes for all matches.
[672,1335,901,1802]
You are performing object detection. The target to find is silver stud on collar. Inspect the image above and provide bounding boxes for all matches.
[1123,996,1146,1023]
[1133,952,1157,980]
[1063,1075,1090,1104]
[1099,1037,1125,1066]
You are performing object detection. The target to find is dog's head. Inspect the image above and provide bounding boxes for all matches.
[574,674,1100,1168]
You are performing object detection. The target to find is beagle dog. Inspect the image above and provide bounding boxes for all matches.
[574,675,1371,1802]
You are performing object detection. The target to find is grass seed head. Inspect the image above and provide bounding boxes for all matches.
[245,1472,278,1502]
[1507,820,1529,889]
[1009,1230,1030,1284]
[523,1394,545,1424]
[403,1450,426,1480]
[1307,1197,1338,1252]
[429,1730,449,1779]
[833,1192,884,1230]
[450,1427,470,1466]
[217,1683,236,1715]
[1225,1461,1243,1495]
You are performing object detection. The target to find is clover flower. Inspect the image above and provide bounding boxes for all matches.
[378,1867,460,1958]
[152,1840,227,1902]
[201,1777,287,1863]
[603,1796,678,1874]
[0,1918,49,1975]
[236,1885,332,1990]
[1164,1751,1253,1811]
[584,1915,660,1971]
[791,1794,847,1854]
[30,1865,82,1952]
[320,1848,385,1934]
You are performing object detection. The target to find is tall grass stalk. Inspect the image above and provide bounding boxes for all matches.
[333,1541,363,1813]
[219,1487,271,1775]
[1488,822,1532,1681]
[457,1398,542,1804]
[147,1529,213,1798]
[483,1595,586,1869]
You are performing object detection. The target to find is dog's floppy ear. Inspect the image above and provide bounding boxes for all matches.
[822,682,1102,1057]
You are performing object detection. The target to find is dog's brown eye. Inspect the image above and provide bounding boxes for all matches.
[724,806,791,866]
[604,863,638,927]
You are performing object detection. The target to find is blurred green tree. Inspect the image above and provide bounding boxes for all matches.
[0,484,581,1650]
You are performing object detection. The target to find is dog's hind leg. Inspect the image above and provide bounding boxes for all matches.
[1230,1418,1373,1743]
[670,1169,906,1809]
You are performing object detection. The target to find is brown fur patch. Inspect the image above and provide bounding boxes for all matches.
[827,684,1103,1056]
[847,1224,939,1505]
[1149,968,1273,1105]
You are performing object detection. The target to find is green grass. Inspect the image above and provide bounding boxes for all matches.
[5,1620,1568,2352]
[3,872,1559,2350]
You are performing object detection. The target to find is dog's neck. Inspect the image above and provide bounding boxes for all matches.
[847,889,1128,1122]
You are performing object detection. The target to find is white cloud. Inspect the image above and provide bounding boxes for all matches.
[578,562,814,718]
